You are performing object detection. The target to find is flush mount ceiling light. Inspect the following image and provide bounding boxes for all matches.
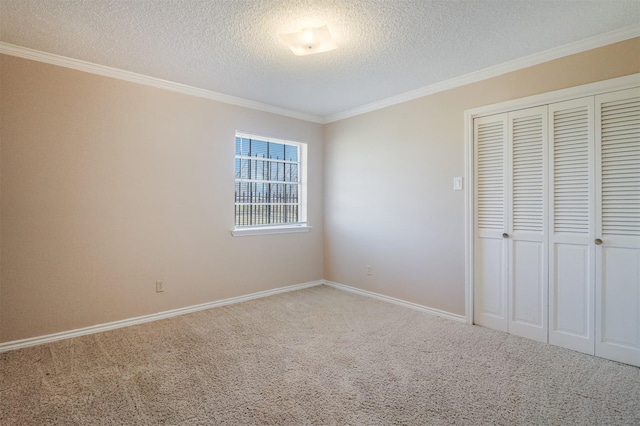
[279,25,338,56]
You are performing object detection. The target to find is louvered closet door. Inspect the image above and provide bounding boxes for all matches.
[595,88,640,367]
[548,97,596,355]
[507,106,548,343]
[474,114,509,332]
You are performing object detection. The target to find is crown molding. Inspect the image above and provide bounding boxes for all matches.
[2,24,638,126]
[0,42,324,124]
[322,25,640,123]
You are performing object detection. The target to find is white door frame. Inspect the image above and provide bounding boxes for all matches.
[464,73,640,324]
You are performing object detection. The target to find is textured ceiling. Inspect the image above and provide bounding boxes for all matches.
[1,0,639,119]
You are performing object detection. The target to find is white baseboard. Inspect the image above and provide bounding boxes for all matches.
[0,279,465,353]
[323,280,466,323]
[0,280,323,353]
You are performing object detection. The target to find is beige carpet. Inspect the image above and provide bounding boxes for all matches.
[1,285,639,425]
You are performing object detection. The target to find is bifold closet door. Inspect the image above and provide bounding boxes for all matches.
[474,85,639,366]
[474,107,548,342]
[507,106,548,343]
[474,114,509,332]
[595,87,640,367]
[548,97,596,355]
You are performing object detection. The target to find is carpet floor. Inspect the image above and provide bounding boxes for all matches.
[1,285,639,425]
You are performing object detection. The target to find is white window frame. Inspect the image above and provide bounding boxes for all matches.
[231,132,311,237]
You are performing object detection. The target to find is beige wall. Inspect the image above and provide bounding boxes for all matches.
[323,38,640,316]
[1,37,638,343]
[0,55,324,342]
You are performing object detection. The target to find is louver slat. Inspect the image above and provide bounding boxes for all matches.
[512,116,544,232]
[601,97,640,237]
[477,121,504,229]
[554,106,590,234]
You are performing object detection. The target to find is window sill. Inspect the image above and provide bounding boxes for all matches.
[230,224,312,237]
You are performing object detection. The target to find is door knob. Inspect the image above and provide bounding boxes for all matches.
[502,233,509,239]
[595,238,603,245]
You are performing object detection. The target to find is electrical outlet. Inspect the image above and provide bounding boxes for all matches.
[156,280,164,293]
[366,265,372,276]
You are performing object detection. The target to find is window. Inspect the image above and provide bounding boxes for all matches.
[233,132,309,236]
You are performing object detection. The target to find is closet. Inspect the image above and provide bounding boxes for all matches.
[472,85,639,367]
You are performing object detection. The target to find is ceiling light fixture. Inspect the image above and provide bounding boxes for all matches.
[279,25,338,56]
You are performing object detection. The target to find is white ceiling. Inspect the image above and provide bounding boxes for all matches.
[1,0,639,121]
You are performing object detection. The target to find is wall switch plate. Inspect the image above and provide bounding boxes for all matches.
[156,280,164,293]
[366,265,372,275]
[453,177,463,191]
